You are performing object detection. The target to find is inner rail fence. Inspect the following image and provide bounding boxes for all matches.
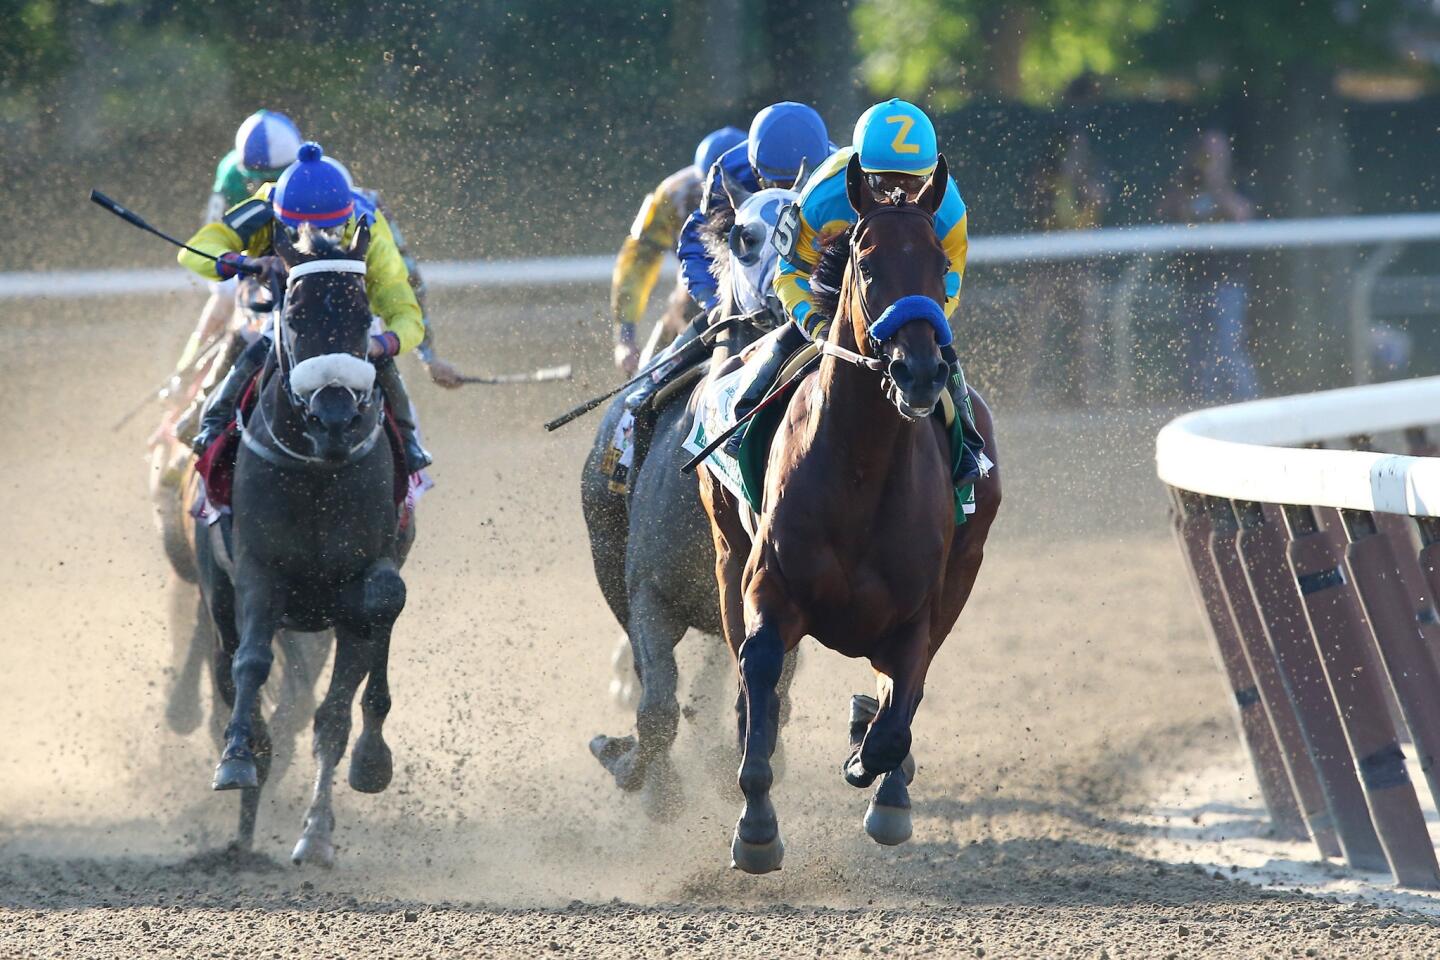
[9,212,1440,394]
[1157,377,1440,889]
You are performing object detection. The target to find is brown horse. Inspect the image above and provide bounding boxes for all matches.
[698,154,1001,873]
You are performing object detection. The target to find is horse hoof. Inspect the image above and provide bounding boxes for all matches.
[864,800,913,846]
[730,827,784,875]
[212,757,259,791]
[291,834,335,869]
[348,732,393,794]
[589,735,644,792]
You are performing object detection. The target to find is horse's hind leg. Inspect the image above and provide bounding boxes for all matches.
[589,587,685,818]
[292,629,370,868]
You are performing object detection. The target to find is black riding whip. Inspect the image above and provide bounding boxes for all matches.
[89,190,259,274]
[542,315,736,432]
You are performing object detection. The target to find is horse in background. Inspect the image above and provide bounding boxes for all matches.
[583,181,802,817]
[698,154,1001,873]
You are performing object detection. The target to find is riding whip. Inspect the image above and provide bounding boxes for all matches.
[542,315,737,432]
[459,364,573,385]
[111,333,232,432]
[90,190,259,274]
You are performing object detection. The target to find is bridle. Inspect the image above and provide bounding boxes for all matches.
[817,202,945,378]
[239,257,385,468]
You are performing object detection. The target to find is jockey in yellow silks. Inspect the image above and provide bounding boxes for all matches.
[178,142,432,472]
[610,126,744,374]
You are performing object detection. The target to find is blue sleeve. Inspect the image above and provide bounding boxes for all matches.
[677,161,728,309]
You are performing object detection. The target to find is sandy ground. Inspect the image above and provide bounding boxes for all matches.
[3,287,1440,957]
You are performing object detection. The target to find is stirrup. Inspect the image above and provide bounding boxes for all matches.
[403,440,433,474]
[191,419,229,456]
[721,426,747,459]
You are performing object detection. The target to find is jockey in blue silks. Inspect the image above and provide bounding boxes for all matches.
[676,102,833,312]
[619,103,833,422]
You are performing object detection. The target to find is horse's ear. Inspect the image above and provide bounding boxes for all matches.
[273,220,300,265]
[721,165,753,210]
[846,153,874,217]
[916,154,948,216]
[349,218,371,259]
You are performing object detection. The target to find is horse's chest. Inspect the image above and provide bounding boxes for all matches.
[232,474,393,579]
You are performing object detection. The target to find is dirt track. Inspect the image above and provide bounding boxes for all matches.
[3,288,1440,957]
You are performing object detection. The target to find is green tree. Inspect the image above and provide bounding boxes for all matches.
[853,0,1162,106]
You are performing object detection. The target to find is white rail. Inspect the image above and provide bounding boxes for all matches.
[1155,376,1440,516]
[8,211,1440,301]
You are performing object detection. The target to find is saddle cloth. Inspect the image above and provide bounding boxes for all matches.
[192,374,425,530]
[682,344,983,525]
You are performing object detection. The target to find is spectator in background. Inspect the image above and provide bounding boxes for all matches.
[1020,125,1110,404]
[1159,129,1261,402]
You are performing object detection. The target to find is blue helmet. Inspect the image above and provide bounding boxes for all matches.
[853,99,938,176]
[694,126,745,178]
[272,142,354,229]
[235,109,304,180]
[747,102,828,186]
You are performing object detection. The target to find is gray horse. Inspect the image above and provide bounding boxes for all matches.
[584,183,800,816]
[196,221,413,866]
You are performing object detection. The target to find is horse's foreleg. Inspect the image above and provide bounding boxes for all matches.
[347,561,405,796]
[731,568,805,875]
[847,620,933,845]
[293,626,372,868]
[213,570,282,792]
[847,621,932,788]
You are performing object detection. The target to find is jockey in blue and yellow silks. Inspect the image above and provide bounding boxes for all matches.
[714,99,974,458]
[611,126,745,375]
[774,99,968,337]
[179,142,433,472]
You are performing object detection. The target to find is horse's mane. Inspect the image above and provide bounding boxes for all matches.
[811,224,853,319]
[700,204,737,290]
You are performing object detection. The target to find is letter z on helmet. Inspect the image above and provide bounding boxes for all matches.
[748,102,828,187]
[854,98,937,176]
[235,109,303,180]
[273,142,354,229]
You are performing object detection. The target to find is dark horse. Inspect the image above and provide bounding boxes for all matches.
[698,154,1001,873]
[583,183,801,816]
[197,221,413,866]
